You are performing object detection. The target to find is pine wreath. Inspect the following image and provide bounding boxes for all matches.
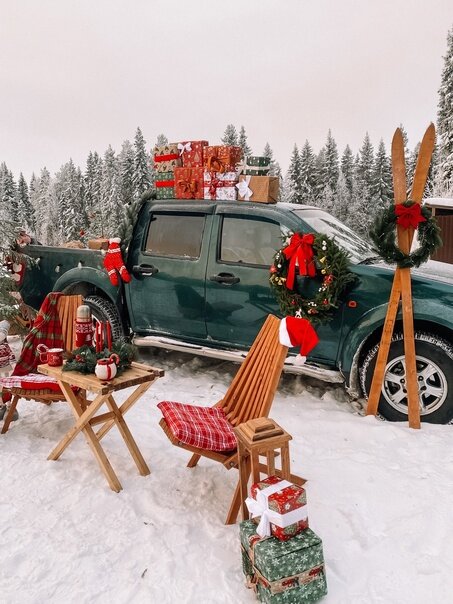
[369,200,442,269]
[63,338,137,375]
[269,232,357,324]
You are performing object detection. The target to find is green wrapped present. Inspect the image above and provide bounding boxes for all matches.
[240,520,327,603]
[155,172,175,199]
[241,156,271,176]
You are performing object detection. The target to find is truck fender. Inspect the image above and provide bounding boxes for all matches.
[53,266,121,305]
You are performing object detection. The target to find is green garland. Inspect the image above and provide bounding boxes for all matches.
[118,189,156,256]
[63,338,137,375]
[369,201,442,268]
[269,233,356,324]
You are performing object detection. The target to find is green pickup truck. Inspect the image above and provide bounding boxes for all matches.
[19,199,453,424]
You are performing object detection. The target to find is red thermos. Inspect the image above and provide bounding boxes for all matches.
[75,304,94,348]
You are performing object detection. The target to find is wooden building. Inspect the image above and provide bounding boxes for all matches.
[425,198,453,264]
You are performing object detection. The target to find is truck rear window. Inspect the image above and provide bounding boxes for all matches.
[145,213,205,259]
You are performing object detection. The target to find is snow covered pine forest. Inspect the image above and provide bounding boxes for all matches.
[1,28,453,248]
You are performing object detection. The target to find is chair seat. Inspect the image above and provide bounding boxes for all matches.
[158,401,237,452]
[0,374,62,392]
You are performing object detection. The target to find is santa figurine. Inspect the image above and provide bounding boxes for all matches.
[279,316,319,365]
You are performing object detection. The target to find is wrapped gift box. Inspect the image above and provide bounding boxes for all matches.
[240,520,327,604]
[88,238,109,250]
[204,171,238,201]
[154,143,182,173]
[241,156,271,176]
[204,145,242,174]
[237,175,279,204]
[247,475,308,541]
[174,167,204,199]
[155,172,175,199]
[177,140,208,168]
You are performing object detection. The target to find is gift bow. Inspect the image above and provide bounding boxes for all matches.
[395,203,426,230]
[283,233,316,289]
[177,142,192,156]
[236,176,252,200]
[178,178,198,198]
[245,479,308,538]
[206,155,226,173]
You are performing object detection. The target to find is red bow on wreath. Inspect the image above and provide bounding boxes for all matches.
[283,233,316,290]
[395,203,426,230]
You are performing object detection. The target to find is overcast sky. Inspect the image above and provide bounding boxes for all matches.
[1,0,452,179]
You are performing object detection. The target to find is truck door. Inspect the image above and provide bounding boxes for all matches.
[126,206,212,339]
[205,207,283,347]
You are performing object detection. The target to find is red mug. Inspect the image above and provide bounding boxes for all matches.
[37,344,64,367]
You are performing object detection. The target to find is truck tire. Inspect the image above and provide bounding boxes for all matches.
[84,295,124,340]
[360,332,453,424]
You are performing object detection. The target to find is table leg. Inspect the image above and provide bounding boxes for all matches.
[49,382,123,493]
[105,394,150,476]
[96,381,153,440]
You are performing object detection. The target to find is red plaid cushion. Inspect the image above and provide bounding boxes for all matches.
[0,374,62,392]
[158,401,237,452]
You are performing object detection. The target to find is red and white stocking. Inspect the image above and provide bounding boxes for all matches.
[103,238,131,286]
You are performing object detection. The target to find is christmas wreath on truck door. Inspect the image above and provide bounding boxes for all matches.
[269,232,356,324]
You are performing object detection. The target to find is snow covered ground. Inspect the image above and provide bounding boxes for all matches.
[2,342,453,604]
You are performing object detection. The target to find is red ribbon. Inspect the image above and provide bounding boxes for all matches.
[283,233,316,289]
[154,153,179,163]
[395,203,426,229]
[155,179,175,187]
[177,179,199,199]
[206,173,236,199]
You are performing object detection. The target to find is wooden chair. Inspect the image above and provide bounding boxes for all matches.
[1,294,82,434]
[159,314,304,524]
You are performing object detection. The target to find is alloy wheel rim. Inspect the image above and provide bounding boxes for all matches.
[382,354,447,416]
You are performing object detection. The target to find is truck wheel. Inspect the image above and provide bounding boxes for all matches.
[360,332,453,424]
[84,295,124,340]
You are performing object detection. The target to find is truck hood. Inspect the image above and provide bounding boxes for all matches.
[368,259,453,286]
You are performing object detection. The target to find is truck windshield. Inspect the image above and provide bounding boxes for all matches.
[292,209,374,264]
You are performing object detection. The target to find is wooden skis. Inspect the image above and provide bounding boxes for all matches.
[366,124,435,428]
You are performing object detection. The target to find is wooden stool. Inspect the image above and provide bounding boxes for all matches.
[234,417,305,521]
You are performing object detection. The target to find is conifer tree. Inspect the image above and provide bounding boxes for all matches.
[1,169,18,226]
[98,145,121,237]
[351,133,375,238]
[56,159,85,241]
[322,130,340,192]
[221,124,239,146]
[262,142,281,177]
[299,140,317,204]
[133,127,151,199]
[84,152,96,216]
[155,133,168,147]
[17,172,36,233]
[238,125,252,157]
[119,140,134,205]
[333,173,350,224]
[314,148,327,203]
[371,139,393,214]
[437,27,453,189]
[341,145,355,196]
[284,144,302,203]
[398,123,411,186]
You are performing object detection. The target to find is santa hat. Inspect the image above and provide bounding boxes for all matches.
[279,316,319,365]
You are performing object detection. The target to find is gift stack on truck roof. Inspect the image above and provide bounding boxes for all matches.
[17,139,453,424]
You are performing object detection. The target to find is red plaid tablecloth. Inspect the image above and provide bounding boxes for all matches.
[158,401,237,452]
[0,374,61,391]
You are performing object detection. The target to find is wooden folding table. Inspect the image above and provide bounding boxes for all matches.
[38,361,164,492]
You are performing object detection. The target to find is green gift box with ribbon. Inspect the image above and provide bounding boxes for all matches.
[240,520,327,603]
[242,156,271,176]
[155,172,175,199]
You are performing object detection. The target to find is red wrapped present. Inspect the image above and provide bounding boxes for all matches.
[177,140,208,168]
[174,167,204,200]
[246,475,308,542]
[203,145,242,174]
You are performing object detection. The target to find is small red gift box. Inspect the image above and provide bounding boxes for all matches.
[246,475,308,541]
[174,167,204,200]
[177,140,208,168]
[203,145,242,174]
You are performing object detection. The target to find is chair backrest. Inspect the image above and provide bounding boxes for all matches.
[57,295,83,352]
[220,315,288,427]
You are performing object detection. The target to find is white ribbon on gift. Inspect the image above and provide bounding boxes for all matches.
[236,175,252,201]
[177,142,192,156]
[245,480,308,538]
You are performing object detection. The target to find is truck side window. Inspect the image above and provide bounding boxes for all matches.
[220,217,282,266]
[145,213,205,259]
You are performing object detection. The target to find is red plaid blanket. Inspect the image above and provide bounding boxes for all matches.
[13,292,64,377]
